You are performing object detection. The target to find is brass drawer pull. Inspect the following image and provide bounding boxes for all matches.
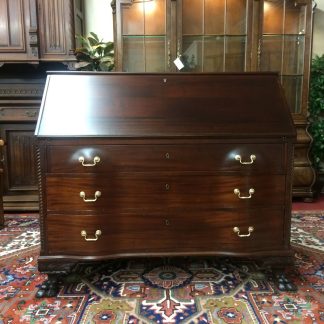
[80,190,101,202]
[235,154,256,164]
[81,229,102,241]
[234,188,255,199]
[233,226,254,237]
[78,156,100,166]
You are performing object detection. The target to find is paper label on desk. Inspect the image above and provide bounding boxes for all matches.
[174,57,184,70]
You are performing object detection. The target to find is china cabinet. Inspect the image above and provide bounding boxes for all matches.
[112,0,315,199]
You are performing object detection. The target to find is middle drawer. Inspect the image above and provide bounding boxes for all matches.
[46,174,286,212]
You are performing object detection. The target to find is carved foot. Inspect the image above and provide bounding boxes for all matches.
[36,274,61,298]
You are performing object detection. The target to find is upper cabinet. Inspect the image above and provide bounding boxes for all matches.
[0,0,85,64]
[0,0,39,63]
[37,0,76,61]
[113,0,253,72]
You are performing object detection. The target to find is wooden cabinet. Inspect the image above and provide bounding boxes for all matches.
[35,72,296,275]
[37,0,80,62]
[0,0,84,64]
[0,0,85,210]
[112,0,315,200]
[0,78,44,210]
[0,0,39,63]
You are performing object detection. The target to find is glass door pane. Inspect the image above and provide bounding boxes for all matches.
[121,0,167,72]
[261,0,306,113]
[181,0,247,72]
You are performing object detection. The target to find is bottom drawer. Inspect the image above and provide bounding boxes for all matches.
[45,208,286,256]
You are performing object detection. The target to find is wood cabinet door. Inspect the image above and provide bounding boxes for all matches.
[37,0,76,61]
[0,124,38,210]
[0,0,38,62]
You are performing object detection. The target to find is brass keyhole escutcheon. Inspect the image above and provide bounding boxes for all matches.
[165,183,170,191]
[165,219,170,226]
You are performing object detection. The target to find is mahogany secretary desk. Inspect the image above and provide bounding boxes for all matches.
[35,72,296,295]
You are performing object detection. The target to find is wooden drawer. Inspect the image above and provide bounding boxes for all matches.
[46,143,284,173]
[45,174,286,212]
[45,208,285,256]
[0,107,39,121]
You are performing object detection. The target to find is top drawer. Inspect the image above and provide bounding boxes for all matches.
[47,143,284,173]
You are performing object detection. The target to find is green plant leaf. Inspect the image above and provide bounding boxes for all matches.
[89,32,100,42]
[73,32,114,72]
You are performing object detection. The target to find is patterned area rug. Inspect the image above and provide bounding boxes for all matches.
[0,212,323,323]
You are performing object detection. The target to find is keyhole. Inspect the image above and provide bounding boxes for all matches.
[165,152,170,159]
[165,184,170,190]
[165,219,170,226]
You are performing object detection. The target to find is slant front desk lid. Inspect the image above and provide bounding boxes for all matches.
[35,72,296,138]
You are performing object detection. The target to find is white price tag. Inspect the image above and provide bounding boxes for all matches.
[173,57,184,70]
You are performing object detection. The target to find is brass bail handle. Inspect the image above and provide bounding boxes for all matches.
[235,154,256,165]
[78,156,100,167]
[80,190,101,202]
[233,226,254,238]
[234,188,255,199]
[81,229,102,241]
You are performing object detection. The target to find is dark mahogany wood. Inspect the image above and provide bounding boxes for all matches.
[47,143,285,173]
[45,174,286,212]
[35,72,296,275]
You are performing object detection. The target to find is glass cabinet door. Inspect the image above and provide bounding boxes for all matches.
[120,0,168,72]
[179,0,250,72]
[260,0,307,113]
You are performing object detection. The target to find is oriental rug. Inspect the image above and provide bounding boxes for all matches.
[0,212,323,323]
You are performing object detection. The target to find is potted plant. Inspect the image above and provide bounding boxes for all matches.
[74,32,114,71]
[309,54,324,193]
